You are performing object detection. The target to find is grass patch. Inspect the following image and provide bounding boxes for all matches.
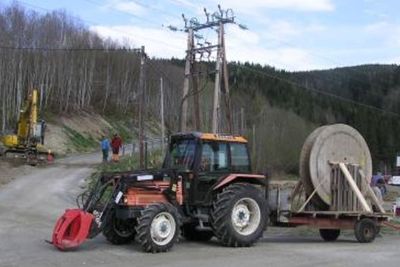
[86,148,165,189]
[98,149,164,173]
[107,121,134,143]
[63,126,99,152]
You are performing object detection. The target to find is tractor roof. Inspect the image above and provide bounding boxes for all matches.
[171,132,248,143]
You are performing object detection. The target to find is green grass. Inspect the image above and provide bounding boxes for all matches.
[107,123,133,143]
[63,126,99,152]
[86,148,164,190]
[98,149,164,173]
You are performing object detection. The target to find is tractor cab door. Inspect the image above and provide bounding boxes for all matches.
[190,141,229,205]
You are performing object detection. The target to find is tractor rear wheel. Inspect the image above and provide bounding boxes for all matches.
[319,229,340,241]
[103,210,135,245]
[211,183,267,247]
[183,223,214,241]
[136,203,181,253]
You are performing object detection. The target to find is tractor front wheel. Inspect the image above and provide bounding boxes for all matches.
[136,203,181,253]
[103,210,135,245]
[211,183,267,247]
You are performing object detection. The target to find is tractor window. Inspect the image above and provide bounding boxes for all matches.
[200,142,228,172]
[165,139,196,170]
[230,143,250,172]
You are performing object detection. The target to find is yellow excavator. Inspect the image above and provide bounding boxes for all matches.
[0,89,52,164]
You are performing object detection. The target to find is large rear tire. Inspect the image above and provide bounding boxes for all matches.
[103,210,135,245]
[319,229,340,241]
[183,223,214,241]
[211,183,267,247]
[136,203,181,253]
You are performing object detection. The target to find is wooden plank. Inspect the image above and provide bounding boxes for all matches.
[359,170,385,213]
[297,174,330,212]
[338,163,372,213]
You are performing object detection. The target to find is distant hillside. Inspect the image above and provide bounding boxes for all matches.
[227,62,400,172]
[1,3,400,175]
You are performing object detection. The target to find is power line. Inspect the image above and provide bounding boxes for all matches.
[0,46,140,52]
[14,0,182,53]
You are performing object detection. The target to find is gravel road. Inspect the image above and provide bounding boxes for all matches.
[0,153,399,267]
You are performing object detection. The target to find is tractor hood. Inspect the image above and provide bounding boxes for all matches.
[100,169,179,185]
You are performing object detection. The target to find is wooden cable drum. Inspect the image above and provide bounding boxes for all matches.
[299,124,372,210]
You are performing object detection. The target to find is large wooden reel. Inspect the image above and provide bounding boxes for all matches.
[299,124,372,209]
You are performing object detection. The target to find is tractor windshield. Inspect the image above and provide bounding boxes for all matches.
[164,138,196,170]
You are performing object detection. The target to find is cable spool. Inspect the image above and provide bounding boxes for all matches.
[299,124,372,209]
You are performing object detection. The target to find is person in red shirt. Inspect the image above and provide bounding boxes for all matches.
[111,133,123,162]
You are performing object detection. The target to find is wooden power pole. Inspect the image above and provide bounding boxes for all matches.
[160,76,165,155]
[181,28,193,132]
[138,45,146,169]
[170,6,247,134]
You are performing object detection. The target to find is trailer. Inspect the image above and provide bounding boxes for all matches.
[268,162,392,243]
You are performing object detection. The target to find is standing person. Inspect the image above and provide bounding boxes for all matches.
[111,133,123,162]
[100,136,110,162]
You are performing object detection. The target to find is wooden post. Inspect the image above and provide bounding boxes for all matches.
[220,23,233,134]
[160,77,165,155]
[138,46,146,169]
[191,54,201,131]
[181,28,193,132]
[338,163,372,213]
[212,23,222,134]
[240,107,244,135]
[359,169,385,213]
[144,140,148,169]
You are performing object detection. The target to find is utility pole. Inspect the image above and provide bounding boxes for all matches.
[212,21,223,133]
[191,51,201,131]
[169,5,247,134]
[137,45,146,169]
[160,77,165,155]
[240,107,245,135]
[181,28,193,132]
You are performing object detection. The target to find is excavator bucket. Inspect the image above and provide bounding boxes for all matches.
[51,209,94,250]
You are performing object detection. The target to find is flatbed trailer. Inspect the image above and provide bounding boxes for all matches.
[268,177,393,243]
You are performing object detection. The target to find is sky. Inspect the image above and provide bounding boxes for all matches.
[4,0,400,71]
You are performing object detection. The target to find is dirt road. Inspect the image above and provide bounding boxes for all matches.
[0,153,399,267]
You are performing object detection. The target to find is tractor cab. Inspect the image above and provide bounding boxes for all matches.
[163,132,252,204]
[164,132,251,173]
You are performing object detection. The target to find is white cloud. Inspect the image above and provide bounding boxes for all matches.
[91,25,186,58]
[207,0,334,12]
[225,26,325,70]
[104,0,147,16]
[364,21,400,47]
[91,20,329,71]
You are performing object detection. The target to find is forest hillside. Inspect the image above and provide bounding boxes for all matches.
[1,3,400,175]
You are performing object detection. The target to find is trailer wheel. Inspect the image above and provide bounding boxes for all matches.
[211,183,267,247]
[183,223,214,241]
[354,218,377,243]
[103,210,135,245]
[319,229,340,241]
[136,203,181,253]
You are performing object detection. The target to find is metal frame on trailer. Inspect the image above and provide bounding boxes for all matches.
[271,162,392,243]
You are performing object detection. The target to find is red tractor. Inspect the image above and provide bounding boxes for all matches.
[52,132,268,252]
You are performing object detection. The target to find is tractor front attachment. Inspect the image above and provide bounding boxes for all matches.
[52,209,94,250]
[50,174,118,250]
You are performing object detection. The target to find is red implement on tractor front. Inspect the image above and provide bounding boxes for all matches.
[52,209,94,250]
[50,175,118,250]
